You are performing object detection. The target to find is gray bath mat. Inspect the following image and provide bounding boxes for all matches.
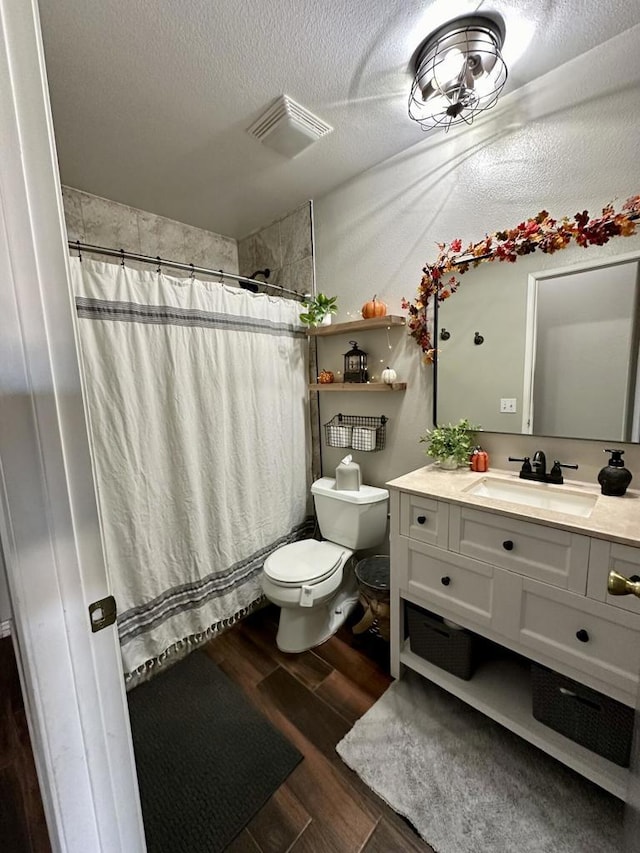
[128,650,302,852]
[336,670,624,853]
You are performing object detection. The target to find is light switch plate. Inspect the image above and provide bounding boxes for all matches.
[500,398,517,413]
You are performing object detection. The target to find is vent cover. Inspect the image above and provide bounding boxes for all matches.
[247,95,333,158]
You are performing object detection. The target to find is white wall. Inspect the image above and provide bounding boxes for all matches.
[313,24,640,488]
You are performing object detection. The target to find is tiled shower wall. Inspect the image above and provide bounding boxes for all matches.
[62,186,239,274]
[237,202,314,296]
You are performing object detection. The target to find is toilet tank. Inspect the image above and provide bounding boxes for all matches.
[310,477,389,550]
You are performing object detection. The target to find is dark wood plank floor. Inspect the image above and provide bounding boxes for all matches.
[203,606,434,853]
[1,605,433,853]
[0,637,51,853]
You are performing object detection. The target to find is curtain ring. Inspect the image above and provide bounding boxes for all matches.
[189,263,195,281]
[120,248,125,267]
[76,240,82,262]
[218,269,224,284]
[156,256,162,274]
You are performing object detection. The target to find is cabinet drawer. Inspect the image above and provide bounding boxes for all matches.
[588,539,640,616]
[517,578,640,699]
[399,537,494,628]
[400,493,449,547]
[449,505,589,592]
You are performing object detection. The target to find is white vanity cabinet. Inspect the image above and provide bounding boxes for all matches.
[388,468,640,799]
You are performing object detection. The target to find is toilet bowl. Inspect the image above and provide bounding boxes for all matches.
[262,477,389,652]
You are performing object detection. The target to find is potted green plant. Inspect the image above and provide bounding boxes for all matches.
[420,418,479,469]
[299,293,338,327]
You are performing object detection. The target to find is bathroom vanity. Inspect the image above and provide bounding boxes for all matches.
[388,465,640,798]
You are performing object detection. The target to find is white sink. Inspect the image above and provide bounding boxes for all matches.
[463,477,598,518]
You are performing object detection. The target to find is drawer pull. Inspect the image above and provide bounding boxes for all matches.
[416,515,427,525]
[440,576,451,586]
[502,540,514,551]
[576,629,590,643]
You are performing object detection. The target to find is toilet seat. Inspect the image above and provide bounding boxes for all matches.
[263,539,349,587]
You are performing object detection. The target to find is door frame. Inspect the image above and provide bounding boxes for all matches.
[522,249,640,438]
[0,1,145,850]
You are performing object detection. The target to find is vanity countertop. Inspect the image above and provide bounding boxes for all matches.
[387,466,640,548]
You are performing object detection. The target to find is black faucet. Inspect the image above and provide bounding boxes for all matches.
[508,452,579,484]
[532,450,546,479]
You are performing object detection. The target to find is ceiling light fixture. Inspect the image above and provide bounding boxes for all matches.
[408,14,507,133]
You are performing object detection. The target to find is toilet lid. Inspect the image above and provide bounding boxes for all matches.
[264,540,348,586]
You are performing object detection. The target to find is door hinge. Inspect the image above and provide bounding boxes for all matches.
[88,595,117,633]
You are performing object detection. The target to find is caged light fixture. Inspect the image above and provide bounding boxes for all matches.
[408,14,507,132]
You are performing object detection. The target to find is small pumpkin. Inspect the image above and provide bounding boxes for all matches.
[361,294,387,319]
[381,366,397,385]
[318,369,335,384]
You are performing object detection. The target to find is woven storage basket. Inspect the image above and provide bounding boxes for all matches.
[531,663,634,767]
[406,602,476,680]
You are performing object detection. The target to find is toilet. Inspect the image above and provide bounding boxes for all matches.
[261,476,389,653]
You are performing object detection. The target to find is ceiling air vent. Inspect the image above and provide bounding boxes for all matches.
[247,95,333,158]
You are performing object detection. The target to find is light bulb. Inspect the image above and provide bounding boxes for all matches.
[432,48,464,90]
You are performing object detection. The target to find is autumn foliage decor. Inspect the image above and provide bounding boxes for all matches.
[402,195,640,363]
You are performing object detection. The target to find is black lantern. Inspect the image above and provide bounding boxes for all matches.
[343,340,368,383]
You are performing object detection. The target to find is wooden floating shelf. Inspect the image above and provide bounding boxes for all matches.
[306,315,406,336]
[309,382,407,392]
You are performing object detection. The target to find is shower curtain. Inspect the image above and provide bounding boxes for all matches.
[71,258,310,685]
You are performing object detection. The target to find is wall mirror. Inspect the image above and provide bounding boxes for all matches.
[426,207,640,443]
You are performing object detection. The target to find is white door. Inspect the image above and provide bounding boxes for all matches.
[0,1,145,850]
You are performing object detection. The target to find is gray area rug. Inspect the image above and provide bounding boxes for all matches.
[336,671,624,853]
[128,650,302,853]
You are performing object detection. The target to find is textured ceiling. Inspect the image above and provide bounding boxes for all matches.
[37,0,640,239]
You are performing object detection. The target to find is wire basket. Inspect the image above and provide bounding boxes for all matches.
[324,414,388,452]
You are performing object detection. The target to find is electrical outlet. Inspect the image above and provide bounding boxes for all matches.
[500,398,517,413]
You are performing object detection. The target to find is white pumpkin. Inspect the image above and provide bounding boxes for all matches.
[381,366,397,385]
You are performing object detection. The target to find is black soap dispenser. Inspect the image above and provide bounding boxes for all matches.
[598,449,633,496]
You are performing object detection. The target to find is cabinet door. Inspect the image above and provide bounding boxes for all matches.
[397,537,494,629]
[449,505,590,592]
[517,577,640,701]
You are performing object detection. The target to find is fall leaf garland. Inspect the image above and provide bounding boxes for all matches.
[402,194,640,363]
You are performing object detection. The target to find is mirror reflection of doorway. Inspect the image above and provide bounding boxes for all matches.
[528,260,640,441]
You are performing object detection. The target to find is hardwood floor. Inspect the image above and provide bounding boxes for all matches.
[0,605,433,853]
[0,637,51,853]
[203,606,434,853]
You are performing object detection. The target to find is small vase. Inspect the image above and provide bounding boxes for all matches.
[438,456,458,470]
[320,314,332,326]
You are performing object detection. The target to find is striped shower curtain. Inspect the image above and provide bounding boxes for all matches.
[71,257,310,685]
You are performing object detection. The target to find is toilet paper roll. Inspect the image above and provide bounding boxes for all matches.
[328,425,352,447]
[351,427,377,452]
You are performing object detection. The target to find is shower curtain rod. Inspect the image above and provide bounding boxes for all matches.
[68,240,308,300]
